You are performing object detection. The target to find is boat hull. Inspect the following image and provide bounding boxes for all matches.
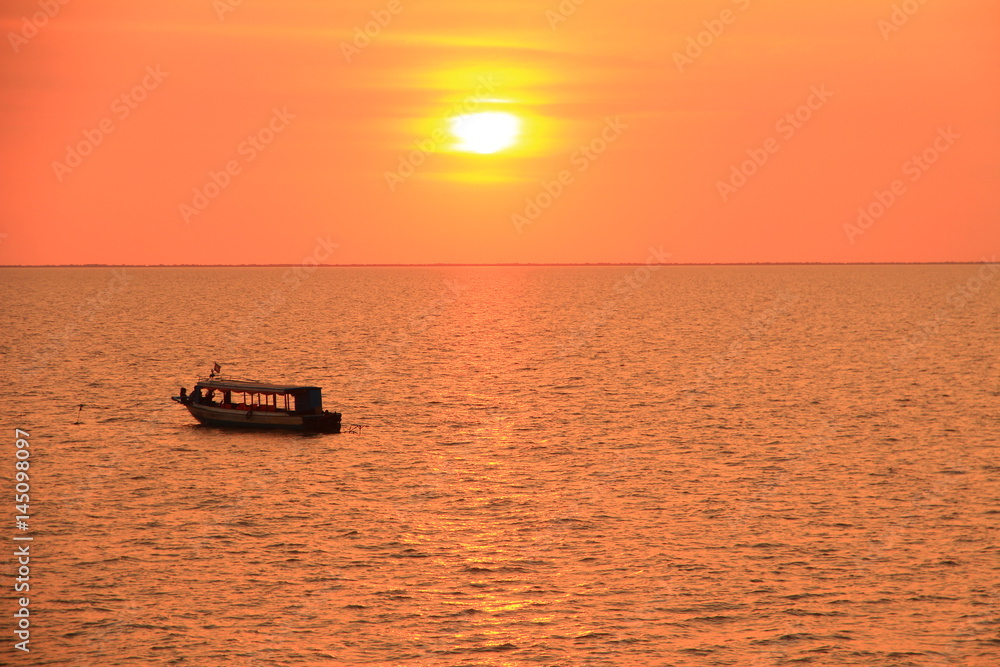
[175,400,341,433]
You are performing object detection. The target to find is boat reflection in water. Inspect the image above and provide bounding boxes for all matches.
[172,367,342,433]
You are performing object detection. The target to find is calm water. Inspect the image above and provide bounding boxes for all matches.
[1,265,999,666]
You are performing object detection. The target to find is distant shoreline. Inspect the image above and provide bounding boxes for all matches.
[0,261,993,268]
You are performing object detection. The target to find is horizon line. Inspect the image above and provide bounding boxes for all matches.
[0,261,995,268]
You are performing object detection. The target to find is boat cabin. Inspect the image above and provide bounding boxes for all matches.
[190,379,327,415]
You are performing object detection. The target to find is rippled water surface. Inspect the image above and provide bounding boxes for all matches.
[1,265,999,666]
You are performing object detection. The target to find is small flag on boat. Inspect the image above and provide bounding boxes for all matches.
[213,362,222,374]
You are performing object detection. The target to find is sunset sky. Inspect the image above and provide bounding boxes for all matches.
[1,0,997,265]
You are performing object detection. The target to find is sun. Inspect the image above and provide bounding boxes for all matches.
[449,111,521,154]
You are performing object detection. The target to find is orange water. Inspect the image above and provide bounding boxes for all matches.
[2,265,998,666]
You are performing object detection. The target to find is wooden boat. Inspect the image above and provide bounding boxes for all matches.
[172,369,342,433]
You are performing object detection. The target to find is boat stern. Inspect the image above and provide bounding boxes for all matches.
[305,411,342,433]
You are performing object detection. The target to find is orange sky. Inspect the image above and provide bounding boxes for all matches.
[1,0,997,265]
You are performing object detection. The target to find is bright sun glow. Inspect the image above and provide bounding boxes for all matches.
[449,111,521,154]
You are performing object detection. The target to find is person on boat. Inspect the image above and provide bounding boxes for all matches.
[191,387,203,404]
[206,389,216,405]
[179,387,188,403]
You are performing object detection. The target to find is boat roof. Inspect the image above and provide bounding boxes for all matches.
[194,378,321,393]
